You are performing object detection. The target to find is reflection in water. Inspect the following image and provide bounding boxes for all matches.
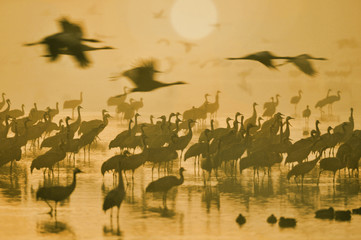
[37,219,75,236]
[103,223,122,237]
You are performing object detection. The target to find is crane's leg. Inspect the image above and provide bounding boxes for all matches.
[163,192,168,209]
[132,170,135,184]
[54,202,58,217]
[117,207,120,223]
[110,208,113,226]
[72,108,75,119]
[45,200,53,215]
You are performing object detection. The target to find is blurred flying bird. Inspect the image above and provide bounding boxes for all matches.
[226,51,291,69]
[277,54,327,76]
[115,59,186,93]
[157,38,171,46]
[324,68,352,78]
[153,9,165,19]
[178,41,197,53]
[337,38,358,49]
[24,18,103,68]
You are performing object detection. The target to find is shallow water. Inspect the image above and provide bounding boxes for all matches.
[0,114,361,240]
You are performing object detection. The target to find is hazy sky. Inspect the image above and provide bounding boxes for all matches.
[0,0,360,116]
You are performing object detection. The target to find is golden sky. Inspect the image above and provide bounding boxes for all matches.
[0,0,360,115]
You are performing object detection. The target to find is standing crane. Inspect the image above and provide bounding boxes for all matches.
[290,90,302,117]
[63,92,83,119]
[36,168,82,216]
[146,167,185,209]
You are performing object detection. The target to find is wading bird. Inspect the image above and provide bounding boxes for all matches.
[36,168,82,216]
[146,167,185,209]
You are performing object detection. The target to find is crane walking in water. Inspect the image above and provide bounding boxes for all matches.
[103,160,126,223]
[36,168,82,216]
[146,167,185,209]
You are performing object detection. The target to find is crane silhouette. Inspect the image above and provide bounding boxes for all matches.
[0,93,6,110]
[63,92,83,119]
[103,161,126,223]
[36,168,82,216]
[41,44,114,62]
[277,54,327,76]
[226,51,291,69]
[24,18,102,67]
[290,90,302,116]
[115,60,186,93]
[146,167,185,209]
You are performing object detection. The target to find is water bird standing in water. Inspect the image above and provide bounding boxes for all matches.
[36,168,82,216]
[114,60,186,93]
[24,18,103,67]
[103,161,126,223]
[146,167,185,209]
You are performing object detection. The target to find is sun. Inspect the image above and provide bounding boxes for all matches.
[170,0,218,40]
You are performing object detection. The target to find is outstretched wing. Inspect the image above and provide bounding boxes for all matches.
[292,58,316,76]
[122,60,159,87]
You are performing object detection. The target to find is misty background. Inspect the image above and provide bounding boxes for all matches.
[0,0,360,117]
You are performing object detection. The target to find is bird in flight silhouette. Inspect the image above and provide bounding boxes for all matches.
[113,59,186,94]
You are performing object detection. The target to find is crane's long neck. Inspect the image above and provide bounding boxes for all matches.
[80,92,83,103]
[56,102,59,113]
[315,121,320,136]
[252,104,257,119]
[21,104,25,113]
[284,120,290,138]
[258,118,262,128]
[118,169,125,191]
[103,116,109,126]
[69,172,78,193]
[134,114,139,127]
[187,121,193,136]
[1,94,5,103]
[128,120,133,131]
[275,96,279,106]
[350,109,354,124]
[178,171,184,185]
[76,107,81,123]
[226,119,231,128]
[211,120,214,131]
[215,93,219,104]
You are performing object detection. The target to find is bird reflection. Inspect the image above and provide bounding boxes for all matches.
[37,219,74,235]
[103,224,122,237]
[201,186,220,212]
